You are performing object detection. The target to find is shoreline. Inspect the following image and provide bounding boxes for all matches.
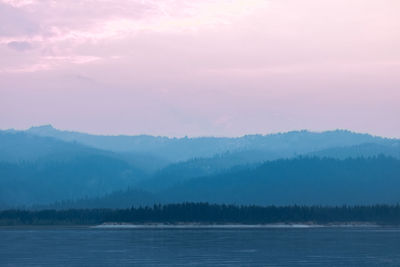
[91,222,381,229]
[0,222,386,229]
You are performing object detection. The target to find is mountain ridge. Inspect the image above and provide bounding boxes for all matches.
[6,125,399,162]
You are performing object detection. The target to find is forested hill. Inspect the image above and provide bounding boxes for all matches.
[44,156,400,209]
[0,133,150,207]
[160,156,400,206]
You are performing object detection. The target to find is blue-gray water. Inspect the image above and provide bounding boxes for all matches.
[1,226,400,266]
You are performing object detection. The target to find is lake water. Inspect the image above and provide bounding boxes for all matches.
[1,226,400,266]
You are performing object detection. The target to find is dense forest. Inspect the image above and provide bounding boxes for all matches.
[2,156,400,208]
[161,156,400,205]
[2,203,400,226]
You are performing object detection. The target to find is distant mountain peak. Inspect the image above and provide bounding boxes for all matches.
[29,124,54,129]
[28,124,58,134]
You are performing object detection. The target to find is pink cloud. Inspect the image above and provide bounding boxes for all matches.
[0,0,399,137]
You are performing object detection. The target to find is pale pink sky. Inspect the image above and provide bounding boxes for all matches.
[1,0,399,137]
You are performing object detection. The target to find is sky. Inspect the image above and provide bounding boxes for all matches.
[0,0,399,137]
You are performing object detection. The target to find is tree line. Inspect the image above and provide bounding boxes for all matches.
[2,203,400,225]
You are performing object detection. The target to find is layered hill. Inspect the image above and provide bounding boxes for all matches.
[0,132,148,207]
[1,127,400,208]
[23,125,399,162]
[45,156,400,208]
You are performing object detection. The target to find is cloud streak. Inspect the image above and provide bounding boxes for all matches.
[0,0,269,72]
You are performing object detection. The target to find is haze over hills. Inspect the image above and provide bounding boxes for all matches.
[1,125,400,208]
[308,143,400,160]
[0,131,117,163]
[22,125,399,162]
[40,156,400,209]
[0,131,150,207]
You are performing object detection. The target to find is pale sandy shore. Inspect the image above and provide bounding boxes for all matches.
[91,222,380,229]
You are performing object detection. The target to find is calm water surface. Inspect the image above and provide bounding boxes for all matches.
[1,226,400,266]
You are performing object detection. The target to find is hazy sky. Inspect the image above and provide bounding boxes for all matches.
[1,0,399,137]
